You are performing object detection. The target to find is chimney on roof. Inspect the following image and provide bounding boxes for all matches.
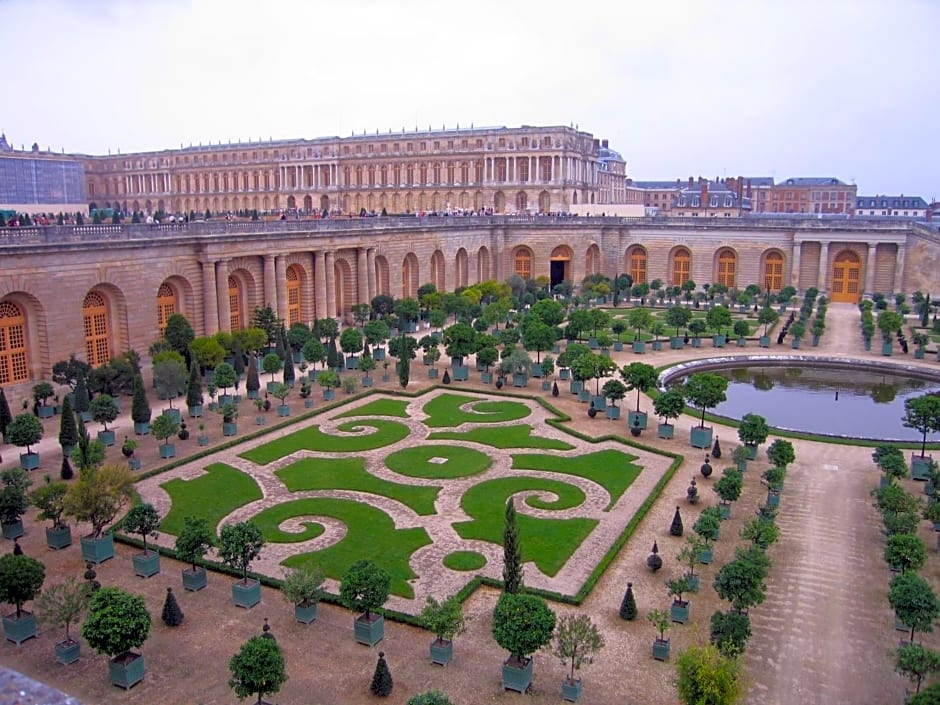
[602,139,609,148]
[701,180,709,206]
[688,176,694,188]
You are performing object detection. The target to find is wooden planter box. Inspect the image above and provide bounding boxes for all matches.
[632,340,646,354]
[188,404,203,418]
[81,534,114,564]
[182,567,207,592]
[1,520,23,540]
[912,455,933,481]
[452,365,469,381]
[159,443,177,459]
[670,600,690,624]
[322,389,335,401]
[109,652,145,689]
[354,613,384,646]
[690,426,713,449]
[628,411,648,429]
[97,429,116,447]
[559,369,570,380]
[37,405,54,418]
[19,452,39,471]
[541,380,552,391]
[223,422,238,436]
[294,601,319,624]
[562,678,583,702]
[277,405,290,417]
[502,656,534,693]
[712,335,726,348]
[652,638,671,661]
[512,373,528,388]
[55,639,81,665]
[2,611,37,644]
[481,372,492,384]
[578,388,591,403]
[429,638,453,666]
[657,423,674,439]
[232,578,261,609]
[759,335,770,348]
[699,547,714,565]
[132,551,161,578]
[46,525,72,550]
[569,380,583,394]
[605,406,621,420]
[652,340,663,351]
[134,422,150,435]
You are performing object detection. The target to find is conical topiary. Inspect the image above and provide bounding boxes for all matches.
[670,506,684,537]
[646,541,662,571]
[619,582,637,620]
[370,650,393,697]
[162,587,184,626]
[60,455,73,481]
[552,381,559,397]
[58,395,78,450]
[711,437,722,459]
[441,369,451,384]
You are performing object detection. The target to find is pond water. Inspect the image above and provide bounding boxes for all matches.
[671,364,940,441]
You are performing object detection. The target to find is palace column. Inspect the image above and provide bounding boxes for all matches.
[367,248,377,301]
[275,255,288,323]
[865,243,877,295]
[215,260,231,332]
[201,259,219,336]
[263,254,277,311]
[817,241,829,292]
[314,251,327,320]
[357,247,369,305]
[324,250,336,319]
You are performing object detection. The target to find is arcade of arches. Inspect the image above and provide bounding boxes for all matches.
[0,219,923,389]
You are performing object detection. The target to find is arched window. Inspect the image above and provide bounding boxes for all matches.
[286,265,302,326]
[83,291,111,367]
[228,276,241,330]
[156,283,177,335]
[671,248,691,287]
[513,248,532,279]
[763,252,784,292]
[0,301,28,384]
[717,248,737,288]
[628,246,647,284]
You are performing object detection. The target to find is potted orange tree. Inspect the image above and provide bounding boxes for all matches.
[551,613,604,702]
[175,515,214,592]
[420,594,468,666]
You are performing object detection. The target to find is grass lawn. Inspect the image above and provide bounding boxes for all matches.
[428,424,574,450]
[160,463,263,535]
[384,445,492,480]
[511,449,642,511]
[453,477,597,577]
[334,398,410,419]
[443,550,487,571]
[423,393,531,428]
[270,497,431,598]
[276,457,440,515]
[240,419,411,464]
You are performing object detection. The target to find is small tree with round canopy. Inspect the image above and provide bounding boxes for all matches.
[682,373,729,428]
[0,552,45,619]
[340,559,390,621]
[228,633,288,704]
[218,521,264,586]
[903,394,940,459]
[890,571,940,643]
[491,592,556,667]
[621,362,657,414]
[654,388,686,430]
[6,413,43,456]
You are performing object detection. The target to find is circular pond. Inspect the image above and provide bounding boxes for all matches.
[665,358,940,441]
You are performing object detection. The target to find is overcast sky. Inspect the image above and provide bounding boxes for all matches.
[2,0,937,199]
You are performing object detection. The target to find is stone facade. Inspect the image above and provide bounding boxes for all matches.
[0,216,935,395]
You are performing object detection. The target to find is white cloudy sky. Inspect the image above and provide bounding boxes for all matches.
[2,0,938,199]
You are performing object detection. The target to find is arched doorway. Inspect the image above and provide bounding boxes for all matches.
[303,195,313,212]
[334,258,354,318]
[550,245,573,289]
[430,250,445,291]
[320,195,330,213]
[455,248,469,288]
[513,246,533,280]
[83,291,111,367]
[763,251,784,292]
[626,245,647,284]
[671,247,691,287]
[0,300,29,384]
[515,191,527,213]
[585,244,601,276]
[156,282,178,335]
[477,246,491,282]
[538,190,550,213]
[402,253,419,299]
[716,248,737,289]
[494,191,506,213]
[831,250,861,303]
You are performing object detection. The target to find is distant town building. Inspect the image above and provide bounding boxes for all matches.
[855,195,928,218]
[627,177,750,217]
[766,177,856,215]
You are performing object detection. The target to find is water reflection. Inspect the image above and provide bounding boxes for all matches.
[671,365,939,440]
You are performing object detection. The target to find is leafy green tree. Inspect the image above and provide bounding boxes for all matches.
[57,395,78,450]
[885,534,927,574]
[51,354,92,391]
[628,307,653,340]
[420,594,468,644]
[682,373,729,428]
[0,553,45,619]
[897,643,940,696]
[35,576,90,645]
[709,610,752,657]
[163,313,195,363]
[713,547,769,613]
[301,338,326,369]
[123,503,161,555]
[251,305,281,345]
[281,565,325,609]
[740,517,780,550]
[30,475,69,530]
[665,306,693,336]
[693,506,722,547]
[0,468,31,528]
[903,394,940,459]
[502,498,523,594]
[521,319,556,364]
[228,634,288,704]
[64,463,134,539]
[706,305,733,335]
[151,413,179,447]
[339,559,391,619]
[186,360,203,408]
[675,644,742,705]
[340,327,364,359]
[714,468,744,505]
[89,394,118,431]
[218,521,265,585]
[6,413,42,454]
[189,336,226,369]
[491,592,556,662]
[82,586,151,659]
[737,413,769,449]
[891,571,940,642]
[213,362,237,395]
[261,353,282,382]
[174,515,215,571]
[654,388,686,427]
[552,613,605,683]
[317,369,340,392]
[407,691,453,705]
[621,362,657,413]
[766,438,796,468]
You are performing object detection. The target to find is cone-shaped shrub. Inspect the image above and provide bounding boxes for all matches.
[711,437,722,458]
[370,651,393,697]
[619,582,637,620]
[161,587,184,626]
[670,506,684,536]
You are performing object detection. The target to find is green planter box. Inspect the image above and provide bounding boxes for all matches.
[737,337,747,347]
[45,525,72,550]
[632,340,646,354]
[502,656,534,693]
[759,335,770,348]
[671,337,684,350]
[578,388,591,403]
[159,443,177,459]
[277,405,290,417]
[429,638,453,666]
[699,547,714,565]
[223,422,238,436]
[323,389,335,401]
[559,369,570,380]
[481,372,493,384]
[304,399,315,408]
[670,600,690,624]
[569,379,583,394]
[354,613,384,646]
[691,337,702,348]
[374,348,386,361]
[182,567,207,592]
[652,638,671,661]
[19,452,39,471]
[767,491,780,508]
[97,429,116,447]
[132,551,160,578]
[266,381,279,393]
[188,404,203,418]
[745,444,758,460]
[232,578,261,609]
[690,426,713,449]
[81,534,114,564]
[882,342,893,356]
[162,408,181,424]
[912,455,932,481]
[541,380,552,391]
[109,652,145,689]
[247,389,260,399]
[197,436,210,446]
[686,573,700,592]
[657,423,674,439]
[346,356,359,370]
[2,612,37,644]
[452,365,469,381]
[719,503,731,520]
[712,335,726,348]
[294,601,318,624]
[134,422,150,435]
[512,373,528,388]
[129,457,142,471]
[614,341,624,352]
[37,405,54,419]
[591,394,606,408]
[55,639,81,665]
[562,678,583,702]
[428,368,439,379]
[628,411,648,429]
[1,520,23,540]
[362,377,373,388]
[605,406,621,420]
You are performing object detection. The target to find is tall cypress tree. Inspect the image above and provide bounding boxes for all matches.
[58,395,78,450]
[73,374,90,415]
[502,498,523,594]
[131,373,151,426]
[246,355,260,396]
[0,387,12,440]
[326,337,340,371]
[186,361,203,409]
